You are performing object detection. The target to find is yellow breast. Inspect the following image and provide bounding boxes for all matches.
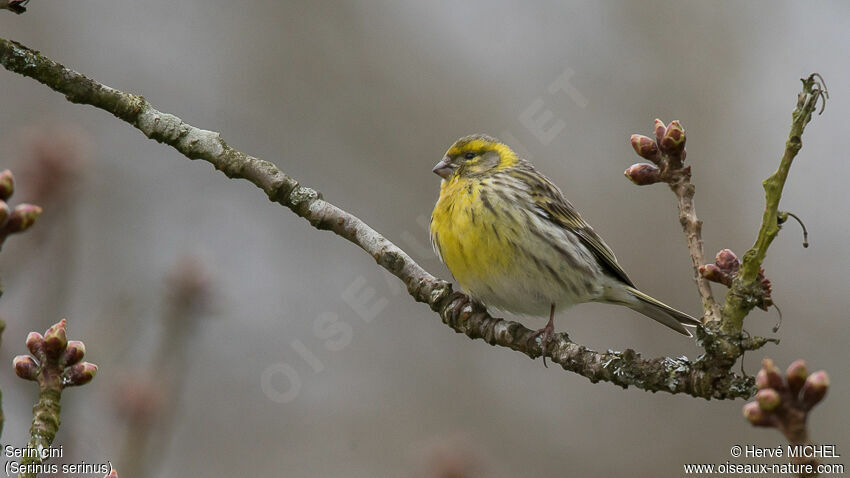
[430,176,511,289]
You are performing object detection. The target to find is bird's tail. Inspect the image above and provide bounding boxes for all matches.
[624,286,701,336]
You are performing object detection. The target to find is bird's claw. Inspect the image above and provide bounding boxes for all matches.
[529,323,556,368]
[446,292,469,323]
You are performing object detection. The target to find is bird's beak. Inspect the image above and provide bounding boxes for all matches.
[432,156,455,179]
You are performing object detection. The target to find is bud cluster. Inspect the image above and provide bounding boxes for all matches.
[698,248,739,287]
[0,169,42,248]
[625,119,689,186]
[699,249,773,310]
[743,358,829,429]
[13,319,98,388]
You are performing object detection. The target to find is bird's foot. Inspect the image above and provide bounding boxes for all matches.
[446,292,470,323]
[529,321,556,368]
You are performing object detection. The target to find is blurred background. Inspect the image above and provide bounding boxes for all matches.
[0,1,848,476]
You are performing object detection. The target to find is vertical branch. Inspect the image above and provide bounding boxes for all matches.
[721,74,827,333]
[116,257,211,476]
[627,121,721,322]
[669,172,722,322]
[13,319,98,477]
[21,368,63,475]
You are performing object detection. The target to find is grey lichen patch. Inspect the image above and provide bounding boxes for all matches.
[376,248,407,275]
[178,128,225,160]
[601,351,623,369]
[426,281,451,309]
[662,356,691,374]
[726,376,756,397]
[289,186,318,208]
[0,39,47,75]
[138,110,190,146]
[253,158,284,178]
[661,356,691,392]
[610,352,639,383]
[490,320,509,342]
[265,172,298,204]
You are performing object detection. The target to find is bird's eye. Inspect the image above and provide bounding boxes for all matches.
[464,152,476,160]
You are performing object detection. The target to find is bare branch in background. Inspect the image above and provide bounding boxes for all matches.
[116,257,213,477]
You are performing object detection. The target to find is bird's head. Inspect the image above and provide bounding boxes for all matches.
[432,134,518,180]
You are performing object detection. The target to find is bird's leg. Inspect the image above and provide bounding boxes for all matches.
[530,304,557,368]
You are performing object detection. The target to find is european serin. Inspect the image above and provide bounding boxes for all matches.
[430,134,699,359]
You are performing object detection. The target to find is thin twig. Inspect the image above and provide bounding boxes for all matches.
[628,125,721,323]
[781,211,809,248]
[669,172,723,323]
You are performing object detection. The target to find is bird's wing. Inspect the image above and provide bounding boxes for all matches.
[525,171,635,287]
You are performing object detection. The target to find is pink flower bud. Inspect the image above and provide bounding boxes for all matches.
[13,355,39,381]
[742,401,773,427]
[26,332,45,357]
[800,370,829,409]
[653,119,666,144]
[659,120,686,156]
[755,368,769,389]
[760,358,785,390]
[5,204,42,234]
[629,135,659,162]
[43,318,68,359]
[785,360,809,396]
[63,362,98,387]
[624,163,662,185]
[0,170,13,201]
[0,201,9,227]
[715,249,740,273]
[61,340,86,367]
[699,264,730,286]
[756,388,781,411]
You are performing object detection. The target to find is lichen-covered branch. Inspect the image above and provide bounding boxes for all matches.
[444,293,753,399]
[0,37,755,399]
[721,75,827,333]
